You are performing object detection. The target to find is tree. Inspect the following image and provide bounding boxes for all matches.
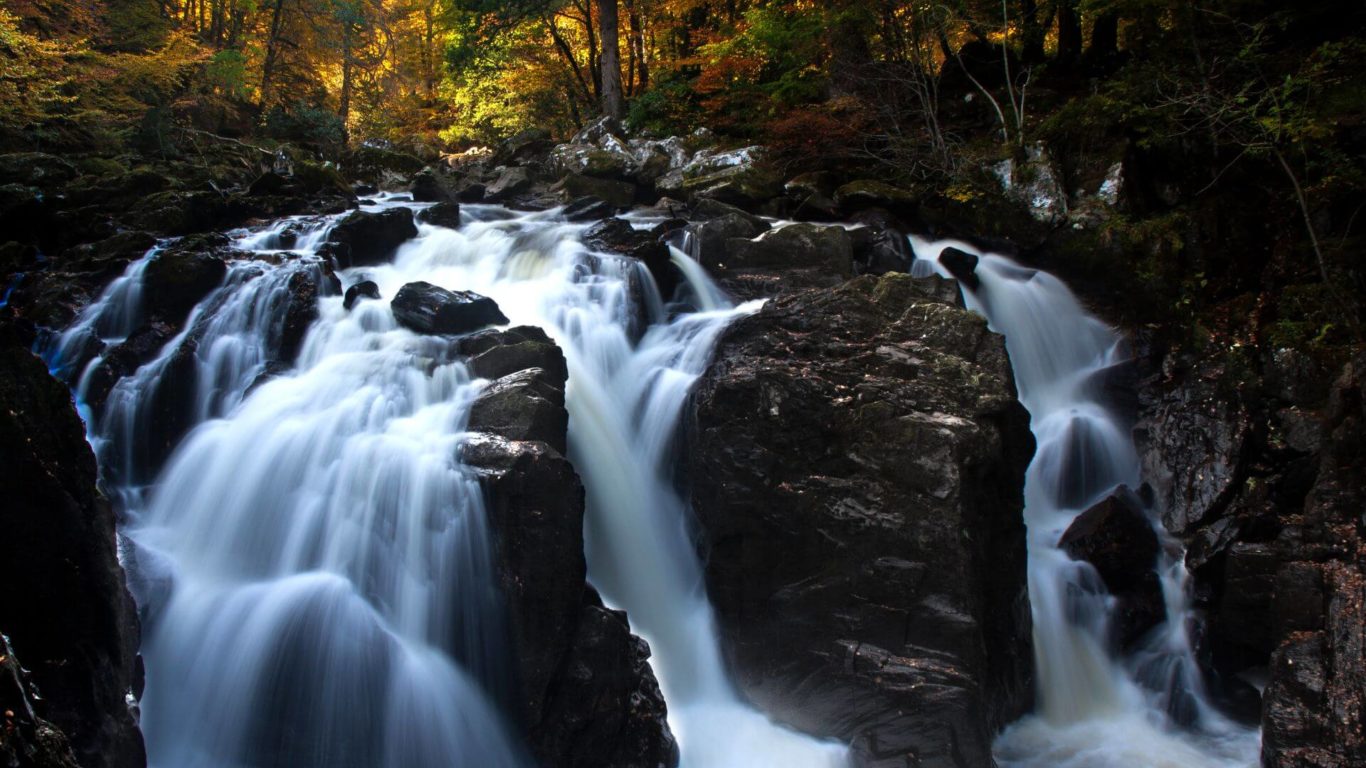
[597,0,623,117]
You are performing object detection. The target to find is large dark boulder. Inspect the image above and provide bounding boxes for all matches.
[390,281,508,336]
[467,368,569,455]
[0,324,145,768]
[458,325,569,384]
[322,208,417,268]
[688,273,1034,768]
[721,222,853,275]
[141,245,229,325]
[410,168,456,203]
[1058,486,1166,648]
[458,329,676,768]
[343,279,381,310]
[417,201,462,228]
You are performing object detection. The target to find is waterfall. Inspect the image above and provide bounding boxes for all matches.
[909,237,1260,768]
[57,198,846,768]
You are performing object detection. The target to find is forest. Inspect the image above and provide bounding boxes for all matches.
[1,1,1364,768]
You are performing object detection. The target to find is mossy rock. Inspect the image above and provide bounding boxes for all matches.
[833,180,920,213]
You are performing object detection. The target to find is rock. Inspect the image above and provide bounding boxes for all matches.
[0,325,145,768]
[343,279,381,310]
[785,171,836,198]
[458,328,676,768]
[561,196,617,222]
[1058,487,1166,647]
[581,218,677,300]
[278,268,322,363]
[552,174,637,208]
[0,152,78,190]
[322,208,417,268]
[939,247,981,289]
[344,145,426,187]
[0,183,46,243]
[0,635,83,768]
[458,325,568,384]
[992,143,1067,224]
[248,171,289,196]
[410,168,455,203]
[834,180,919,214]
[551,144,637,180]
[688,213,769,273]
[467,368,568,455]
[390,281,508,336]
[847,214,916,276]
[417,201,462,228]
[82,321,178,410]
[680,146,782,209]
[688,272,1034,768]
[126,190,233,236]
[485,166,535,202]
[572,115,626,145]
[495,128,554,166]
[142,246,228,325]
[1134,362,1252,537]
[721,222,853,275]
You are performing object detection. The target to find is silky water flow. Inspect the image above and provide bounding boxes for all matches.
[45,199,846,768]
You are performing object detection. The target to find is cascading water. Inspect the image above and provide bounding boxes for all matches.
[50,198,846,768]
[909,237,1260,768]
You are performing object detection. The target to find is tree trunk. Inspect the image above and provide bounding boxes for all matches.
[259,0,287,105]
[1021,0,1045,63]
[626,0,648,92]
[1089,11,1118,59]
[1056,0,1081,62]
[340,25,353,128]
[597,0,624,118]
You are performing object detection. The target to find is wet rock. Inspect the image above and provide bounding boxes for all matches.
[460,332,676,768]
[552,174,637,208]
[343,280,381,310]
[847,214,916,276]
[581,218,677,300]
[417,201,462,228]
[247,171,289,197]
[680,147,782,209]
[322,208,417,268]
[390,281,508,336]
[0,635,83,768]
[688,272,1034,768]
[278,268,323,363]
[561,196,616,222]
[467,368,568,455]
[83,321,178,411]
[721,222,853,275]
[458,325,568,384]
[1059,487,1166,647]
[142,246,228,325]
[688,213,769,273]
[485,166,536,202]
[0,325,145,768]
[409,168,456,203]
[126,190,233,236]
[1134,363,1253,537]
[551,144,637,180]
[939,247,981,289]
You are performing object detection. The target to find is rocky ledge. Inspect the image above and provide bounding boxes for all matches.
[458,326,679,768]
[687,272,1035,768]
[0,322,145,768]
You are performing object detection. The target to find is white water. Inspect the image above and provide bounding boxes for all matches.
[910,237,1260,768]
[50,199,846,768]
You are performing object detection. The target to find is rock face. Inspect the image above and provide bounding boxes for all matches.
[416,200,461,228]
[322,208,417,267]
[0,324,145,768]
[390,281,509,335]
[458,330,677,768]
[688,273,1034,768]
[1135,344,1366,763]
